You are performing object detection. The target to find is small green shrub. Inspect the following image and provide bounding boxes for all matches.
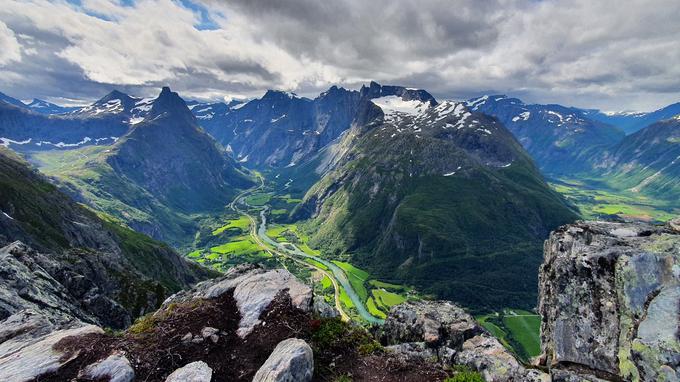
[357,339,383,355]
[445,371,485,382]
[128,313,158,335]
[446,366,485,382]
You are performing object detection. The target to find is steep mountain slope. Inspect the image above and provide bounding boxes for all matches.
[467,95,624,174]
[297,85,578,311]
[33,87,253,245]
[0,91,28,108]
[594,116,680,200]
[0,147,213,328]
[198,86,361,167]
[106,87,253,212]
[586,101,680,134]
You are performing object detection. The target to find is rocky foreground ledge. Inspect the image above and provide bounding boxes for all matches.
[0,220,677,381]
[538,220,679,382]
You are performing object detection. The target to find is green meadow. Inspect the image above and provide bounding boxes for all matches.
[477,309,541,361]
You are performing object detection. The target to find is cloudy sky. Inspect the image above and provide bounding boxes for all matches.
[1,0,679,111]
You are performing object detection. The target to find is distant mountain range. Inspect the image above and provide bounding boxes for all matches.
[466,95,625,174]
[595,116,680,200]
[584,102,680,134]
[0,91,78,114]
[467,94,680,202]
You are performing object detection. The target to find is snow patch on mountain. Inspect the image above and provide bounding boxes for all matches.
[79,99,123,116]
[271,114,287,123]
[466,95,489,111]
[512,111,530,122]
[372,96,430,120]
[0,137,32,147]
[132,98,154,113]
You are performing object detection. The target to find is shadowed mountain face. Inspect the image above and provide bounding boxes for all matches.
[297,84,578,311]
[106,87,253,213]
[467,95,625,174]
[594,117,680,201]
[193,86,361,167]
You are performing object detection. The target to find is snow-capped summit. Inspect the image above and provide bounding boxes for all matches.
[26,99,78,114]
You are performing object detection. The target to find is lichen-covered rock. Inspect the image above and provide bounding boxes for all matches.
[79,351,135,382]
[539,220,680,382]
[380,299,546,378]
[0,324,103,382]
[163,265,312,338]
[386,342,455,365]
[455,334,550,382]
[165,360,213,382]
[312,296,339,318]
[252,338,314,382]
[380,300,481,348]
[550,368,610,382]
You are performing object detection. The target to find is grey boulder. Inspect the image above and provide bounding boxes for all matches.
[252,338,314,382]
[165,360,213,382]
[79,351,135,382]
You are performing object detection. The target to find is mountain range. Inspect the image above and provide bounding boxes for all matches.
[1,83,679,311]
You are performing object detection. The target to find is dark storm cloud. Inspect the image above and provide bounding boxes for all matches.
[0,0,679,110]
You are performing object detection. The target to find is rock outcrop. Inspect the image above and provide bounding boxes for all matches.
[79,351,135,382]
[165,361,213,382]
[380,300,549,381]
[455,335,550,382]
[0,323,103,381]
[252,338,314,382]
[539,220,680,381]
[0,265,323,381]
[162,264,313,337]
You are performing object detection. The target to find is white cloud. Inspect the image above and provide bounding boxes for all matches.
[0,0,679,111]
[0,21,22,65]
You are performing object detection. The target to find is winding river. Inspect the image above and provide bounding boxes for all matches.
[257,209,384,325]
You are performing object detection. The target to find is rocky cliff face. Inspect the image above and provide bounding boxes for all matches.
[539,220,680,381]
[206,86,361,168]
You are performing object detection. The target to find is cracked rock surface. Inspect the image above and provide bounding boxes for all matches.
[539,220,680,381]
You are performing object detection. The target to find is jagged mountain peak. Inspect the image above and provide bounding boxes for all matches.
[262,89,308,102]
[359,81,437,106]
[0,91,27,109]
[98,89,135,104]
[147,86,194,121]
